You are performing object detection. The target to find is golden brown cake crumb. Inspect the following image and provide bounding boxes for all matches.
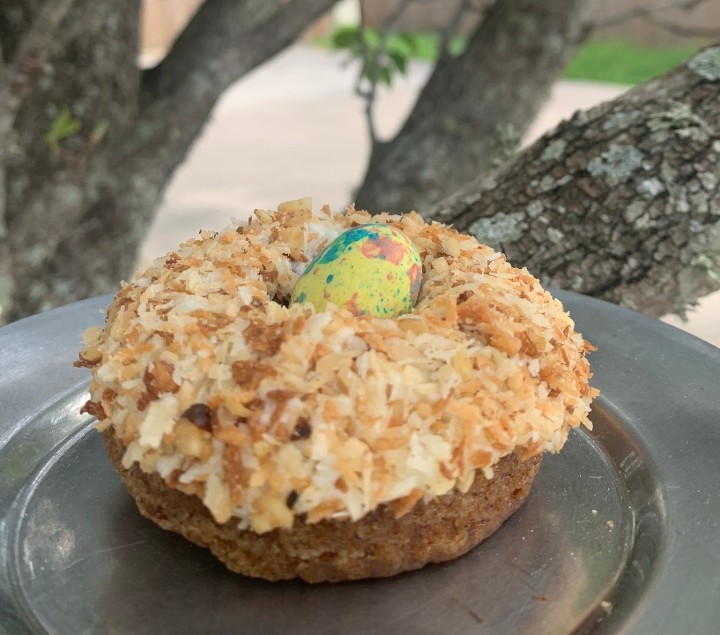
[105,428,541,583]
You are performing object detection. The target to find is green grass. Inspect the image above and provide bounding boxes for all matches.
[564,39,699,85]
[315,29,700,86]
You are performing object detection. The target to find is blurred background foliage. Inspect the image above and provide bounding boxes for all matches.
[321,29,701,85]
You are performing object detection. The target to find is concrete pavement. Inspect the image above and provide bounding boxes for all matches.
[140,45,718,348]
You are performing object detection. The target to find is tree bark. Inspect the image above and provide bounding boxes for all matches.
[354,0,590,215]
[0,0,336,324]
[1,0,138,323]
[431,44,720,318]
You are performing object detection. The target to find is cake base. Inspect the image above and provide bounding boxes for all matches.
[104,430,541,583]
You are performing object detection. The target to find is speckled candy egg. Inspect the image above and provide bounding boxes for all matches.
[291,223,422,317]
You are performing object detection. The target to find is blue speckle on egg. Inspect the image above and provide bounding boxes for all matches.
[290,223,422,318]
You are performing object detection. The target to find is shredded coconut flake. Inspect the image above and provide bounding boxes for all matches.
[81,202,599,532]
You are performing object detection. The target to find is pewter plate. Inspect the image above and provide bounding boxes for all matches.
[1,292,719,635]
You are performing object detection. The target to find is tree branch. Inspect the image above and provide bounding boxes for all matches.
[354,0,415,149]
[431,42,720,318]
[16,0,337,244]
[355,0,381,148]
[140,0,278,108]
[437,0,475,56]
[131,0,336,179]
[1,0,337,322]
[354,0,590,214]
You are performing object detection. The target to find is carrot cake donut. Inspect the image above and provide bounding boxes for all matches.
[77,198,597,583]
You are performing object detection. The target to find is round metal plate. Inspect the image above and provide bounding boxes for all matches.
[1,292,719,635]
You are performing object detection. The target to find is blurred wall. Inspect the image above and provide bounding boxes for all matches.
[590,0,719,45]
[141,0,203,63]
[361,0,480,36]
[357,0,717,45]
[139,0,720,61]
[140,0,332,64]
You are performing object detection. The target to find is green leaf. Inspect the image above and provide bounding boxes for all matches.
[46,107,81,150]
[378,65,393,86]
[362,60,377,83]
[361,27,382,50]
[330,25,361,50]
[363,59,396,87]
[388,50,408,74]
[397,32,421,55]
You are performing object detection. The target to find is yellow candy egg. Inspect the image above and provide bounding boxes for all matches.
[290,223,422,317]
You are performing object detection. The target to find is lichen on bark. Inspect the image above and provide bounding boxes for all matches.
[688,46,720,81]
[432,41,720,318]
[469,211,528,247]
[587,144,645,186]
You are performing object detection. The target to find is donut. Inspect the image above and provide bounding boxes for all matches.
[78,199,598,582]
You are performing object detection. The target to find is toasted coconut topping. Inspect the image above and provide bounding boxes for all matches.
[80,201,598,533]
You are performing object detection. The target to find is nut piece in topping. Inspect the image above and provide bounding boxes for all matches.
[290,418,312,440]
[286,490,299,509]
[181,403,213,430]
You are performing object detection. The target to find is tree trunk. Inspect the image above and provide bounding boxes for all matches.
[0,0,337,324]
[1,0,140,323]
[354,0,590,215]
[431,44,720,318]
